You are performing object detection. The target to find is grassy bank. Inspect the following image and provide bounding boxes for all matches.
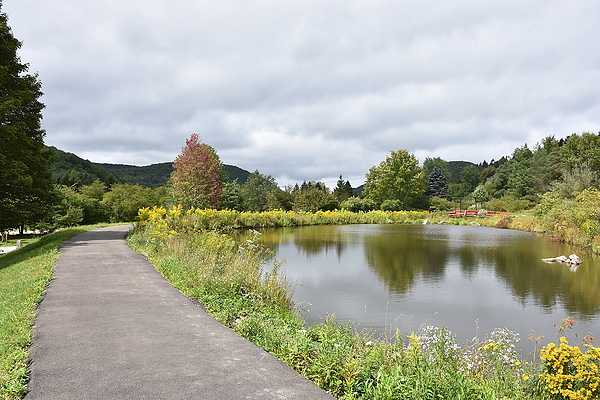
[0,225,109,400]
[130,207,600,399]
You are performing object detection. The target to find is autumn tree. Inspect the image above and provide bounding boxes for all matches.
[0,7,55,231]
[171,134,224,209]
[363,149,425,209]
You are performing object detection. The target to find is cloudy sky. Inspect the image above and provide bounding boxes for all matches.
[4,1,600,187]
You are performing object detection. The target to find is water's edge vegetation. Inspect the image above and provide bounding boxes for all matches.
[128,207,600,400]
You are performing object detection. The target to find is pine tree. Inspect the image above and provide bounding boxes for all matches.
[333,175,353,202]
[0,6,55,231]
[427,166,449,198]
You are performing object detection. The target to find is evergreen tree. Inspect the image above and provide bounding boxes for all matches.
[0,6,55,231]
[333,175,353,202]
[427,166,448,198]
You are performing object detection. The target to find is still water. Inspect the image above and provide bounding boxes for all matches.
[251,224,600,345]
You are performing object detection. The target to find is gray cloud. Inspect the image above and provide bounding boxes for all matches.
[4,0,600,187]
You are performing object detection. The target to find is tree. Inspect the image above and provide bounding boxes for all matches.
[423,157,450,183]
[460,165,481,195]
[171,134,224,209]
[427,166,448,198]
[239,170,280,211]
[333,175,353,203]
[101,183,160,222]
[220,180,244,211]
[0,8,55,231]
[293,188,338,212]
[363,150,425,209]
[560,132,600,172]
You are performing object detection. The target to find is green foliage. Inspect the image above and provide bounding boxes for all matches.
[240,170,281,212]
[293,188,338,213]
[446,161,477,184]
[48,147,121,187]
[560,132,600,172]
[429,196,454,212]
[460,164,481,196]
[427,166,449,198]
[101,183,163,222]
[486,195,533,213]
[220,180,244,211]
[340,197,378,212]
[423,157,450,183]
[535,188,600,251]
[550,164,599,199]
[333,175,353,203]
[363,149,425,209]
[380,199,403,211]
[472,185,491,203]
[0,11,55,231]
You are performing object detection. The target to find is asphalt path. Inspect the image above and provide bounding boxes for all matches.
[25,225,334,400]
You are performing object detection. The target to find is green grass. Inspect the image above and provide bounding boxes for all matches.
[0,225,109,400]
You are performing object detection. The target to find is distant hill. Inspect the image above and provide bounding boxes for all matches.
[49,147,251,188]
[100,163,251,187]
[99,162,173,188]
[447,161,477,184]
[48,147,122,186]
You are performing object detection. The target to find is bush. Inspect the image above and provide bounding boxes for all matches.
[340,197,378,212]
[539,337,600,400]
[429,196,454,212]
[486,195,533,213]
[380,199,403,211]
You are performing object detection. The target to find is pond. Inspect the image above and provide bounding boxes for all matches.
[249,224,600,346]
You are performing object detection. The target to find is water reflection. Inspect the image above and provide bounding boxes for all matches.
[245,224,600,342]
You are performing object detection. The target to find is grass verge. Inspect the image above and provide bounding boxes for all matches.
[0,225,109,400]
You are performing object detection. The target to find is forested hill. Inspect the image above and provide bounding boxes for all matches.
[100,163,251,187]
[49,147,251,187]
[99,162,172,188]
[48,147,122,186]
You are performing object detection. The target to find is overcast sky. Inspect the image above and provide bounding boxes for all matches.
[4,1,600,187]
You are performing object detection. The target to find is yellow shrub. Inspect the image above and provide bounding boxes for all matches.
[539,337,600,400]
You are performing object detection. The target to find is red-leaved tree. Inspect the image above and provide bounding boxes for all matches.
[171,134,224,209]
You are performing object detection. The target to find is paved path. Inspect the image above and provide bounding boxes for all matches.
[26,225,334,400]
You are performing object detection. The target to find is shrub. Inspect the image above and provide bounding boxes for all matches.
[380,199,403,211]
[429,196,454,212]
[486,195,533,213]
[340,197,378,212]
[539,337,600,400]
